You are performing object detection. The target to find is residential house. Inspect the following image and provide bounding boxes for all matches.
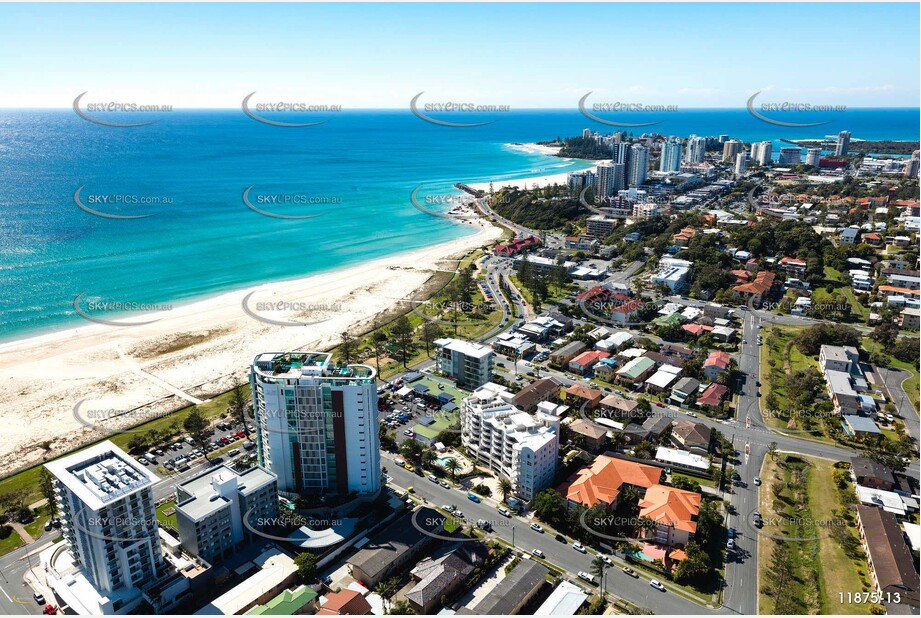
[467,560,549,615]
[856,505,920,607]
[316,590,372,616]
[616,356,657,385]
[348,508,443,587]
[703,351,731,380]
[624,415,673,444]
[569,350,610,375]
[645,365,682,394]
[697,383,729,410]
[670,377,702,406]
[559,455,662,509]
[512,377,563,413]
[599,394,639,421]
[551,341,587,365]
[732,270,776,307]
[852,457,896,491]
[670,421,711,455]
[405,546,487,614]
[564,384,603,410]
[566,418,609,452]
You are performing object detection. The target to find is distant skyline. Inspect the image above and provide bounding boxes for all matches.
[1,2,919,109]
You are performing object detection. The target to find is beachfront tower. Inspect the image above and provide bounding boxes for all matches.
[835,130,851,157]
[250,352,380,496]
[659,138,683,172]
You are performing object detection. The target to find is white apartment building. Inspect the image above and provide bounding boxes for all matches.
[250,352,380,496]
[685,136,706,163]
[659,138,682,172]
[174,464,279,564]
[460,383,560,502]
[45,441,163,614]
[434,337,494,388]
[805,147,822,167]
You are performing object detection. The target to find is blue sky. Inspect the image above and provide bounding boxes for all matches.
[1,2,918,108]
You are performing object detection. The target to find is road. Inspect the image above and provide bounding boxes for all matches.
[0,539,53,616]
[383,453,723,615]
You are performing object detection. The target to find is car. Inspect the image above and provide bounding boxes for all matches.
[453,510,463,519]
[467,493,481,503]
[622,567,638,578]
[427,474,438,483]
[44,521,53,532]
[572,543,587,553]
[532,549,545,558]
[407,486,415,493]
[155,449,164,456]
[227,448,240,457]
[685,411,697,417]
[601,555,614,566]
[650,580,666,592]
[727,539,735,550]
[755,380,761,387]
[555,533,567,544]
[742,339,747,344]
[43,605,57,615]
[753,476,762,486]
[530,523,544,533]
[727,527,735,538]
[138,457,149,465]
[886,413,895,423]
[34,593,45,604]
[184,437,196,444]
[404,464,415,472]
[497,506,511,517]
[441,504,454,512]
[439,480,450,488]
[578,571,596,584]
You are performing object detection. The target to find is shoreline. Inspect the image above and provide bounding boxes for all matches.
[0,217,501,475]
[466,142,596,192]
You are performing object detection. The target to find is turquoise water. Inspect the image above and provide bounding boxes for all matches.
[436,457,454,467]
[0,108,917,341]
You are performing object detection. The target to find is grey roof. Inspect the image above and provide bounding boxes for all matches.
[349,507,442,581]
[471,560,549,615]
[672,377,701,395]
[175,464,277,521]
[851,457,895,485]
[844,415,881,434]
[406,546,485,608]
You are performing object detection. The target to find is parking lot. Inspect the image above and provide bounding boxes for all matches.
[134,419,257,473]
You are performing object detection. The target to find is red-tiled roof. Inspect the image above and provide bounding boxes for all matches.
[697,383,729,406]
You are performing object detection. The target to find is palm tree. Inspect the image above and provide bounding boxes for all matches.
[444,457,461,483]
[498,478,513,504]
[637,516,658,540]
[589,555,607,591]
[420,448,436,469]
[374,577,400,613]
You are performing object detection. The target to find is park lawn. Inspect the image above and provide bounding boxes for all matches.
[805,458,872,615]
[157,500,178,530]
[672,472,716,488]
[0,527,24,557]
[23,504,53,540]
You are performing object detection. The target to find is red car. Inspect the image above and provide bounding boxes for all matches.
[43,606,57,615]
[235,431,246,439]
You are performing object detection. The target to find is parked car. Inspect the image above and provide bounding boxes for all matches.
[531,549,545,558]
[753,476,762,486]
[578,571,596,584]
[497,506,511,517]
[467,493,481,503]
[33,593,45,604]
[622,567,638,578]
[650,580,666,592]
[572,543,587,553]
[43,605,57,615]
[427,474,438,483]
[439,480,450,489]
[138,457,149,465]
[727,527,735,539]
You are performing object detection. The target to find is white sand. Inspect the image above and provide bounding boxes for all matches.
[0,219,501,475]
[466,143,596,192]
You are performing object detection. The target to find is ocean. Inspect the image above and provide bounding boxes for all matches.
[0,107,917,341]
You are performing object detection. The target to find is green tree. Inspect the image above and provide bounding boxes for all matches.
[371,331,388,374]
[374,576,400,612]
[444,457,461,483]
[228,384,250,439]
[294,552,318,582]
[768,441,778,461]
[498,478,513,504]
[390,316,415,368]
[340,331,356,364]
[534,489,567,527]
[182,409,210,460]
[420,320,444,358]
[589,556,607,589]
[39,468,58,518]
[387,600,415,615]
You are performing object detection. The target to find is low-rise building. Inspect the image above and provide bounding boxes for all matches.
[467,560,549,615]
[856,505,920,607]
[348,508,443,587]
[405,546,487,614]
[638,484,702,547]
[703,351,731,380]
[551,341,587,365]
[434,338,494,388]
[616,356,657,385]
[564,384,603,410]
[670,377,702,406]
[569,350,610,375]
[512,376,563,413]
[565,418,609,452]
[559,455,662,509]
[655,446,710,473]
[670,421,711,455]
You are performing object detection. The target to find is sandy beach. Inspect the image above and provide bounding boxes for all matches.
[467,143,595,192]
[0,217,501,475]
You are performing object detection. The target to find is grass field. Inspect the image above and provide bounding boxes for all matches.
[0,526,24,557]
[757,454,871,615]
[157,500,178,531]
[862,337,920,412]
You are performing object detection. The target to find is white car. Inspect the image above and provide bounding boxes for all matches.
[530,523,544,533]
[601,555,614,566]
[441,504,454,512]
[572,543,587,553]
[497,506,511,517]
[532,549,545,558]
[650,579,666,592]
[753,476,762,486]
[578,571,596,584]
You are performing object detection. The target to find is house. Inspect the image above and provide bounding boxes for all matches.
[839,227,860,244]
[316,590,372,616]
[559,455,662,509]
[856,505,920,606]
[494,235,540,256]
[732,270,776,307]
[670,377,702,406]
[624,415,673,444]
[852,457,896,491]
[900,307,920,330]
[711,325,736,342]
[703,351,731,380]
[347,508,443,587]
[599,394,639,420]
[564,384,603,410]
[843,415,882,438]
[566,418,609,452]
[645,365,682,393]
[670,421,711,455]
[534,581,588,615]
[654,446,710,473]
[467,560,549,615]
[638,485,702,547]
[405,546,487,614]
[245,586,319,616]
[512,377,562,413]
[661,343,696,359]
[820,345,860,373]
[856,486,917,517]
[569,350,610,375]
[616,356,657,385]
[779,256,808,275]
[863,232,883,245]
[610,298,648,325]
[593,357,620,380]
[551,341,587,365]
[697,383,729,410]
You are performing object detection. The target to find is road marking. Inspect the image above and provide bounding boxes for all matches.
[0,586,12,603]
